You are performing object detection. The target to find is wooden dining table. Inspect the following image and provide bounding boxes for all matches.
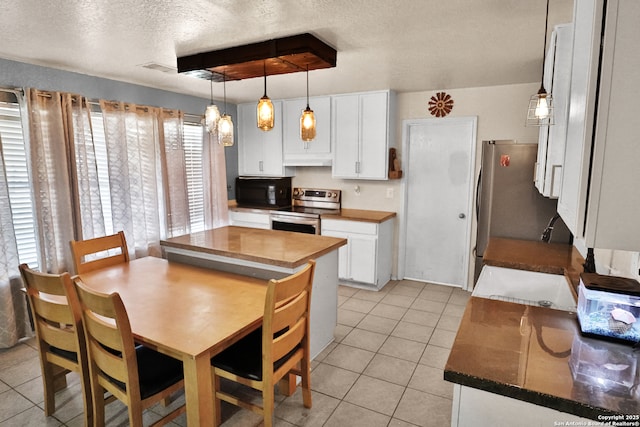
[78,256,268,426]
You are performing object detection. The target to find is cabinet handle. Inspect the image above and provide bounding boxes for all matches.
[259,160,264,172]
[355,161,360,174]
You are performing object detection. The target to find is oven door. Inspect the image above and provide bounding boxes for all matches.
[270,214,320,235]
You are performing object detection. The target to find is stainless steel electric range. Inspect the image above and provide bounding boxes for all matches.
[270,188,341,235]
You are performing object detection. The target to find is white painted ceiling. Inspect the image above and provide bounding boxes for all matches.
[0,0,574,104]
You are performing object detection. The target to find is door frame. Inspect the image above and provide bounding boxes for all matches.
[398,116,478,290]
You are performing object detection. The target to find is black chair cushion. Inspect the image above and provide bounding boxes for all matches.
[211,327,300,382]
[106,346,183,400]
[50,345,78,363]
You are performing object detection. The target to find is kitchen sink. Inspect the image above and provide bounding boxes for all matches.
[473,265,577,311]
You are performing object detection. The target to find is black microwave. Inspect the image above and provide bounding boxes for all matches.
[235,177,292,208]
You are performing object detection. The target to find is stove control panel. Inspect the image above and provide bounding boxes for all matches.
[293,188,341,208]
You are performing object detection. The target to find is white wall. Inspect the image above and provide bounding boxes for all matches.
[294,82,542,283]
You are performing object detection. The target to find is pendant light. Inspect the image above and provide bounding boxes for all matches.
[204,76,220,133]
[526,0,554,126]
[218,72,234,147]
[257,61,274,131]
[300,66,316,141]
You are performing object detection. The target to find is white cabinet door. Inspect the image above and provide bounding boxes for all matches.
[331,94,360,178]
[349,235,377,284]
[536,24,573,199]
[359,92,389,180]
[584,0,640,250]
[331,91,393,180]
[238,101,293,176]
[557,0,603,237]
[558,0,640,251]
[283,96,331,165]
[322,218,393,288]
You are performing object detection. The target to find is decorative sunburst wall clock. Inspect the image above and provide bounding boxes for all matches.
[428,92,454,117]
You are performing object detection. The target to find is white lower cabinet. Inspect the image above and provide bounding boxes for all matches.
[321,218,393,289]
[228,210,270,229]
[451,384,592,427]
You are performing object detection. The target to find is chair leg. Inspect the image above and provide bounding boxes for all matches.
[40,362,57,416]
[92,385,106,427]
[263,383,275,427]
[301,361,312,408]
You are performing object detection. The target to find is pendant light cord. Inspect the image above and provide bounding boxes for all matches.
[263,61,267,97]
[223,72,227,114]
[306,65,310,109]
[539,0,550,89]
[209,77,214,104]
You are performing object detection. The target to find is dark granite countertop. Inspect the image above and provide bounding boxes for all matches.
[446,237,639,420]
[445,297,640,419]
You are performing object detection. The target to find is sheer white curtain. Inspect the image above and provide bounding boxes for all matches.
[158,108,190,236]
[100,101,163,257]
[0,134,31,348]
[26,89,76,273]
[70,96,106,241]
[203,128,229,229]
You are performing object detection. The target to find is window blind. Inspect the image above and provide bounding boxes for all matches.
[0,98,38,268]
[183,122,205,232]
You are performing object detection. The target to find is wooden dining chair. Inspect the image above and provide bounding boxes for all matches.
[70,231,129,274]
[72,277,185,427]
[19,263,94,425]
[210,259,316,427]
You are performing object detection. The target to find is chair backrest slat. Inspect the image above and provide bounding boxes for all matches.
[263,261,315,367]
[70,231,129,274]
[74,278,141,402]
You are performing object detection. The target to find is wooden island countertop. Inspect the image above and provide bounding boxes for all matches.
[160,226,346,269]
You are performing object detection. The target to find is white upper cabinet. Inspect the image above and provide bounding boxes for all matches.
[558,0,640,251]
[237,101,295,177]
[535,23,573,199]
[331,90,395,180]
[283,96,332,166]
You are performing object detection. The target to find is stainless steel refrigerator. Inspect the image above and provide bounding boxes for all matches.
[474,140,571,282]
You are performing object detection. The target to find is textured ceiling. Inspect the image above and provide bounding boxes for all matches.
[0,0,574,104]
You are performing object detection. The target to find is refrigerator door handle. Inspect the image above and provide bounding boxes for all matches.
[475,168,482,219]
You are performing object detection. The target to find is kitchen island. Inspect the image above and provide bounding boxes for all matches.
[160,226,347,359]
[445,238,639,425]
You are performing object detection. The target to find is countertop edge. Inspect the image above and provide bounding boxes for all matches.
[160,237,347,269]
[443,370,616,420]
[321,209,397,223]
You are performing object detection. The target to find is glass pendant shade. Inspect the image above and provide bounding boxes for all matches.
[218,114,234,147]
[257,95,274,131]
[300,107,316,141]
[526,87,554,126]
[526,0,554,127]
[300,65,316,141]
[205,104,220,133]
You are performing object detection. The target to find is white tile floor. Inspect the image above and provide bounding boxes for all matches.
[0,280,470,427]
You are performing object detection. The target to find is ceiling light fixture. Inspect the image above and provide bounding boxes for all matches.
[526,0,554,126]
[204,77,220,133]
[178,33,337,82]
[300,66,316,142]
[257,61,274,131]
[218,72,234,147]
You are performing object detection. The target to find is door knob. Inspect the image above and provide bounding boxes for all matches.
[459,213,466,219]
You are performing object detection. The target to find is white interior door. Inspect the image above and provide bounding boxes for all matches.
[401,117,477,288]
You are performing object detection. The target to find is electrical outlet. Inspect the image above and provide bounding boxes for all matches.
[386,188,394,199]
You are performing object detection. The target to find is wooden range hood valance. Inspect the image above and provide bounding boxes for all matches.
[177,33,337,82]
